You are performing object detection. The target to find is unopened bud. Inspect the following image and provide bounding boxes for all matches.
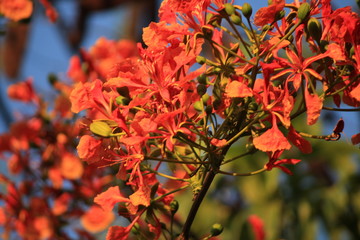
[224,3,235,16]
[242,3,252,19]
[307,17,322,42]
[197,74,208,84]
[194,101,203,111]
[196,56,207,65]
[170,200,179,214]
[116,96,130,105]
[197,84,207,96]
[210,223,224,236]
[90,121,112,137]
[297,2,311,21]
[205,105,213,115]
[201,93,210,103]
[275,10,285,21]
[230,14,242,25]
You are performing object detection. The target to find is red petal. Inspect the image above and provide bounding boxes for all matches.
[305,90,323,125]
[94,186,130,212]
[287,126,312,154]
[253,123,291,153]
[225,81,253,98]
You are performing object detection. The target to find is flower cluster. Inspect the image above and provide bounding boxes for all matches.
[1,0,360,239]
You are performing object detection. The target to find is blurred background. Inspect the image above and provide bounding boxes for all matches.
[0,0,359,239]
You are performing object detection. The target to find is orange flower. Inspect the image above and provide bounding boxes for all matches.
[225,80,253,98]
[7,78,37,103]
[253,116,291,153]
[52,193,71,216]
[94,186,130,212]
[0,0,33,21]
[77,135,102,163]
[60,153,84,180]
[81,205,115,233]
[254,0,285,26]
[34,216,53,239]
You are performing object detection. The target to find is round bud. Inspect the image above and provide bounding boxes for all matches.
[170,200,179,214]
[205,105,213,115]
[224,3,235,16]
[48,73,58,85]
[242,3,252,19]
[210,223,224,236]
[197,84,207,96]
[201,93,210,103]
[297,2,311,21]
[197,74,208,84]
[213,67,222,74]
[116,96,130,105]
[230,14,242,25]
[194,101,203,112]
[307,17,322,42]
[196,56,207,65]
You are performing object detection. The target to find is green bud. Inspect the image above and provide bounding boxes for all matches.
[206,13,214,24]
[197,84,207,96]
[170,200,179,214]
[90,121,112,137]
[350,46,355,58]
[210,223,224,236]
[248,102,258,112]
[201,93,210,103]
[297,2,311,21]
[268,0,273,5]
[196,56,207,65]
[213,67,222,74]
[230,14,242,25]
[275,10,286,21]
[48,73,58,85]
[116,96,130,105]
[205,105,213,115]
[307,17,322,42]
[242,3,252,18]
[197,74,208,84]
[224,3,235,16]
[194,101,203,111]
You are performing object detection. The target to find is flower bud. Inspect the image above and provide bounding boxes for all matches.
[197,84,207,96]
[48,73,58,85]
[297,2,311,21]
[116,96,130,105]
[205,105,213,115]
[202,93,210,103]
[224,3,235,16]
[194,101,203,111]
[90,121,112,137]
[307,17,322,42]
[196,56,207,65]
[210,223,224,236]
[230,14,242,25]
[242,3,252,19]
[275,10,285,21]
[213,67,222,74]
[170,200,179,214]
[197,74,208,84]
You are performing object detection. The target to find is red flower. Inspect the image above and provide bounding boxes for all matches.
[253,116,291,153]
[94,186,130,212]
[265,150,301,175]
[248,215,265,240]
[0,0,33,21]
[254,0,285,26]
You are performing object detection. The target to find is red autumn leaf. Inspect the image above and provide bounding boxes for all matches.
[94,186,130,212]
[253,123,291,153]
[225,81,253,98]
[287,126,312,154]
[305,90,323,125]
